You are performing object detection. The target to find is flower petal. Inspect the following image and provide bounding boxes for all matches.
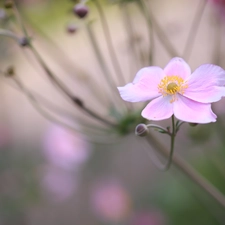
[117,67,164,102]
[164,57,191,80]
[173,95,216,123]
[141,96,173,121]
[184,64,225,103]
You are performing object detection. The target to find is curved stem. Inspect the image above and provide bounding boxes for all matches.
[28,44,117,127]
[139,0,179,57]
[145,132,225,209]
[165,115,176,170]
[140,116,176,171]
[94,0,126,84]
[85,22,126,111]
[0,28,19,41]
[9,76,119,143]
[146,124,171,135]
[182,0,207,60]
[137,0,154,65]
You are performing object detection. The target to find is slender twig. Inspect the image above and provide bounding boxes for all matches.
[140,0,179,57]
[9,76,119,143]
[0,28,19,41]
[182,0,207,60]
[137,0,154,65]
[143,115,176,171]
[85,21,128,112]
[145,132,225,209]
[146,124,171,135]
[9,2,118,127]
[94,0,126,84]
[212,16,222,65]
[28,44,117,127]
[120,3,141,72]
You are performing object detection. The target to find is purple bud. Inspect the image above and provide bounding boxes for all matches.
[135,124,148,137]
[73,4,89,19]
[66,23,78,34]
[18,37,30,47]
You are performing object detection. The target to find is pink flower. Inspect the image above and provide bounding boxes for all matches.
[43,125,91,170]
[129,211,166,225]
[118,57,225,123]
[91,180,132,223]
[209,0,225,20]
[40,166,77,202]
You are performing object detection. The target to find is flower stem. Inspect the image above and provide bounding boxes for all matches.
[182,0,207,60]
[139,0,178,58]
[145,132,225,209]
[164,115,176,170]
[28,44,117,128]
[136,0,154,65]
[0,28,19,41]
[93,0,126,85]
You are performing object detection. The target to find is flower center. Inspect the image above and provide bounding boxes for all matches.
[166,82,178,94]
[158,76,188,102]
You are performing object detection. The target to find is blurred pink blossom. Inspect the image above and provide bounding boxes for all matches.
[129,211,166,225]
[0,125,10,148]
[209,0,225,20]
[91,180,132,223]
[40,166,77,202]
[43,125,91,170]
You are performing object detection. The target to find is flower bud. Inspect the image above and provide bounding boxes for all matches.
[4,0,14,9]
[5,66,15,77]
[73,4,89,19]
[135,124,149,137]
[72,97,84,107]
[66,23,78,34]
[18,37,30,47]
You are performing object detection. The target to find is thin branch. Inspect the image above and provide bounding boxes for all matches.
[145,132,225,209]
[140,0,179,57]
[182,0,207,60]
[94,0,126,84]
[28,44,117,127]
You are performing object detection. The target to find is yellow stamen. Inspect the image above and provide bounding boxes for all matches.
[158,76,188,103]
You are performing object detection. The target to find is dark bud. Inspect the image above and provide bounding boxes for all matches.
[73,4,89,19]
[66,23,78,34]
[135,123,148,137]
[4,0,14,9]
[72,97,84,107]
[5,66,15,77]
[189,123,198,127]
[18,37,30,47]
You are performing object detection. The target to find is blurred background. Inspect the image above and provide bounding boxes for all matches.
[1,0,225,224]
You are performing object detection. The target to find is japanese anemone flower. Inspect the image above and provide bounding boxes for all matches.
[118,57,225,123]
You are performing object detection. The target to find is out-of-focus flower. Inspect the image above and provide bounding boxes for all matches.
[43,125,91,171]
[118,57,225,123]
[40,166,77,202]
[91,180,132,223]
[129,211,166,225]
[209,0,225,20]
[0,125,10,148]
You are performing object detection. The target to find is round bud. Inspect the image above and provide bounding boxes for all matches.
[5,66,15,77]
[135,124,149,137]
[66,23,78,34]
[18,37,30,47]
[73,4,89,19]
[4,0,14,9]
